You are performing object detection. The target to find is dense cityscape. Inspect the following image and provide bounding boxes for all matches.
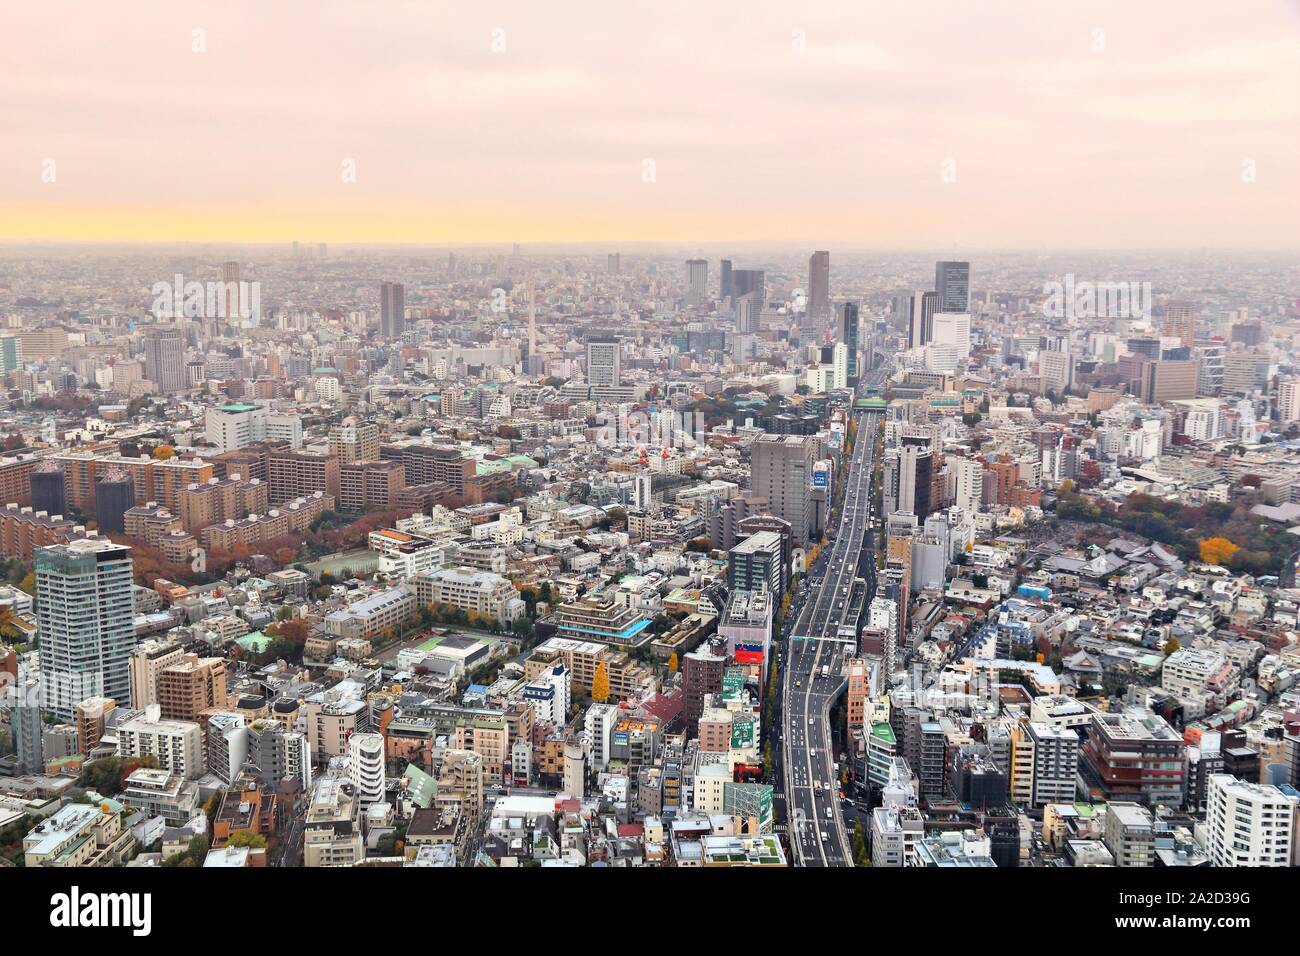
[0,245,1295,877]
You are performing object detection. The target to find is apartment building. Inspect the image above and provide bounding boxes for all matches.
[413,566,523,623]
[268,449,340,505]
[116,708,205,780]
[339,459,405,512]
[303,776,365,867]
[177,476,270,533]
[1202,774,1298,867]
[156,655,228,721]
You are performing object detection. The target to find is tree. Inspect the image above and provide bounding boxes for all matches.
[1163,637,1181,655]
[591,661,610,703]
[225,831,267,849]
[667,652,679,674]
[1199,537,1238,566]
[152,445,175,460]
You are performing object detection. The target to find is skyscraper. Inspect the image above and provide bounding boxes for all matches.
[35,538,136,721]
[587,336,621,387]
[935,260,970,313]
[839,301,860,385]
[221,260,243,322]
[719,259,733,303]
[907,291,939,350]
[686,258,708,304]
[380,281,406,339]
[732,269,766,308]
[931,312,971,359]
[808,250,831,329]
[1162,299,1198,348]
[144,325,186,392]
[750,434,815,543]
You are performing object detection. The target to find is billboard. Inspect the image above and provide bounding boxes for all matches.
[812,470,829,488]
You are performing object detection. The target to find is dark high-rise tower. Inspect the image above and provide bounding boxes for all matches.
[380,282,406,339]
[719,259,733,303]
[839,301,860,385]
[935,261,970,313]
[685,259,708,304]
[808,250,831,329]
[732,269,765,308]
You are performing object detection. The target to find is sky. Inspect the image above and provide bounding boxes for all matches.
[2,1,1298,248]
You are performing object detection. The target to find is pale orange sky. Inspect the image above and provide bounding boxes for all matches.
[2,1,1298,248]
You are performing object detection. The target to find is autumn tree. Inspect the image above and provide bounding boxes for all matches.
[1199,537,1239,566]
[152,445,175,460]
[590,661,610,703]
[667,652,679,674]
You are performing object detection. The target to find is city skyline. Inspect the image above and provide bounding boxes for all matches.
[2,1,1298,248]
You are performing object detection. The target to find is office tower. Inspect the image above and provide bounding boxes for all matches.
[808,250,831,328]
[732,293,759,364]
[380,281,406,339]
[0,334,21,374]
[144,325,186,392]
[839,301,860,384]
[1039,350,1074,393]
[221,261,243,321]
[719,259,733,303]
[934,260,970,313]
[731,269,766,308]
[750,434,815,543]
[1193,339,1225,396]
[931,313,971,358]
[727,530,786,599]
[1162,299,1198,348]
[587,336,622,387]
[685,258,708,304]
[348,732,386,810]
[883,442,933,521]
[907,291,939,350]
[1222,350,1269,396]
[1139,359,1198,403]
[36,538,136,721]
[1203,774,1297,866]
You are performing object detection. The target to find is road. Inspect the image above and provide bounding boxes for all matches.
[779,401,883,867]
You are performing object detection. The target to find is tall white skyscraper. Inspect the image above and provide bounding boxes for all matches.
[931,312,971,359]
[36,538,136,721]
